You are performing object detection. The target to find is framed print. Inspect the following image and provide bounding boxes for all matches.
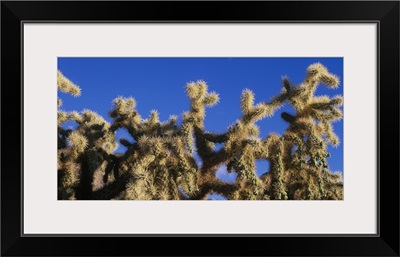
[1,1,399,256]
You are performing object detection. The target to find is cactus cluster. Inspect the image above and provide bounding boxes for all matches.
[57,63,343,200]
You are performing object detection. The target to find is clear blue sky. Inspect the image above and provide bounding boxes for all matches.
[58,57,343,200]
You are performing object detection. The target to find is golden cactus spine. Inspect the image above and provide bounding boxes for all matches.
[57,62,343,200]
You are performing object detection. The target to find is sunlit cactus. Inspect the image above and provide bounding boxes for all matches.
[58,63,343,200]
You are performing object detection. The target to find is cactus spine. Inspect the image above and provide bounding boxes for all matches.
[58,63,343,200]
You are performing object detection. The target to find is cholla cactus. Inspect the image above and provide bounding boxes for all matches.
[57,71,82,199]
[58,63,343,200]
[278,63,344,199]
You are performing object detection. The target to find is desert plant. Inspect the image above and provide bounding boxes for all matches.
[57,63,343,200]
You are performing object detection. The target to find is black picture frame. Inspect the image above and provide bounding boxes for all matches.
[1,1,399,256]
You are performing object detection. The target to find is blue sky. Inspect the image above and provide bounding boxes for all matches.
[58,57,343,200]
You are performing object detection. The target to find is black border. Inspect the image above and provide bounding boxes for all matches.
[1,1,399,256]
